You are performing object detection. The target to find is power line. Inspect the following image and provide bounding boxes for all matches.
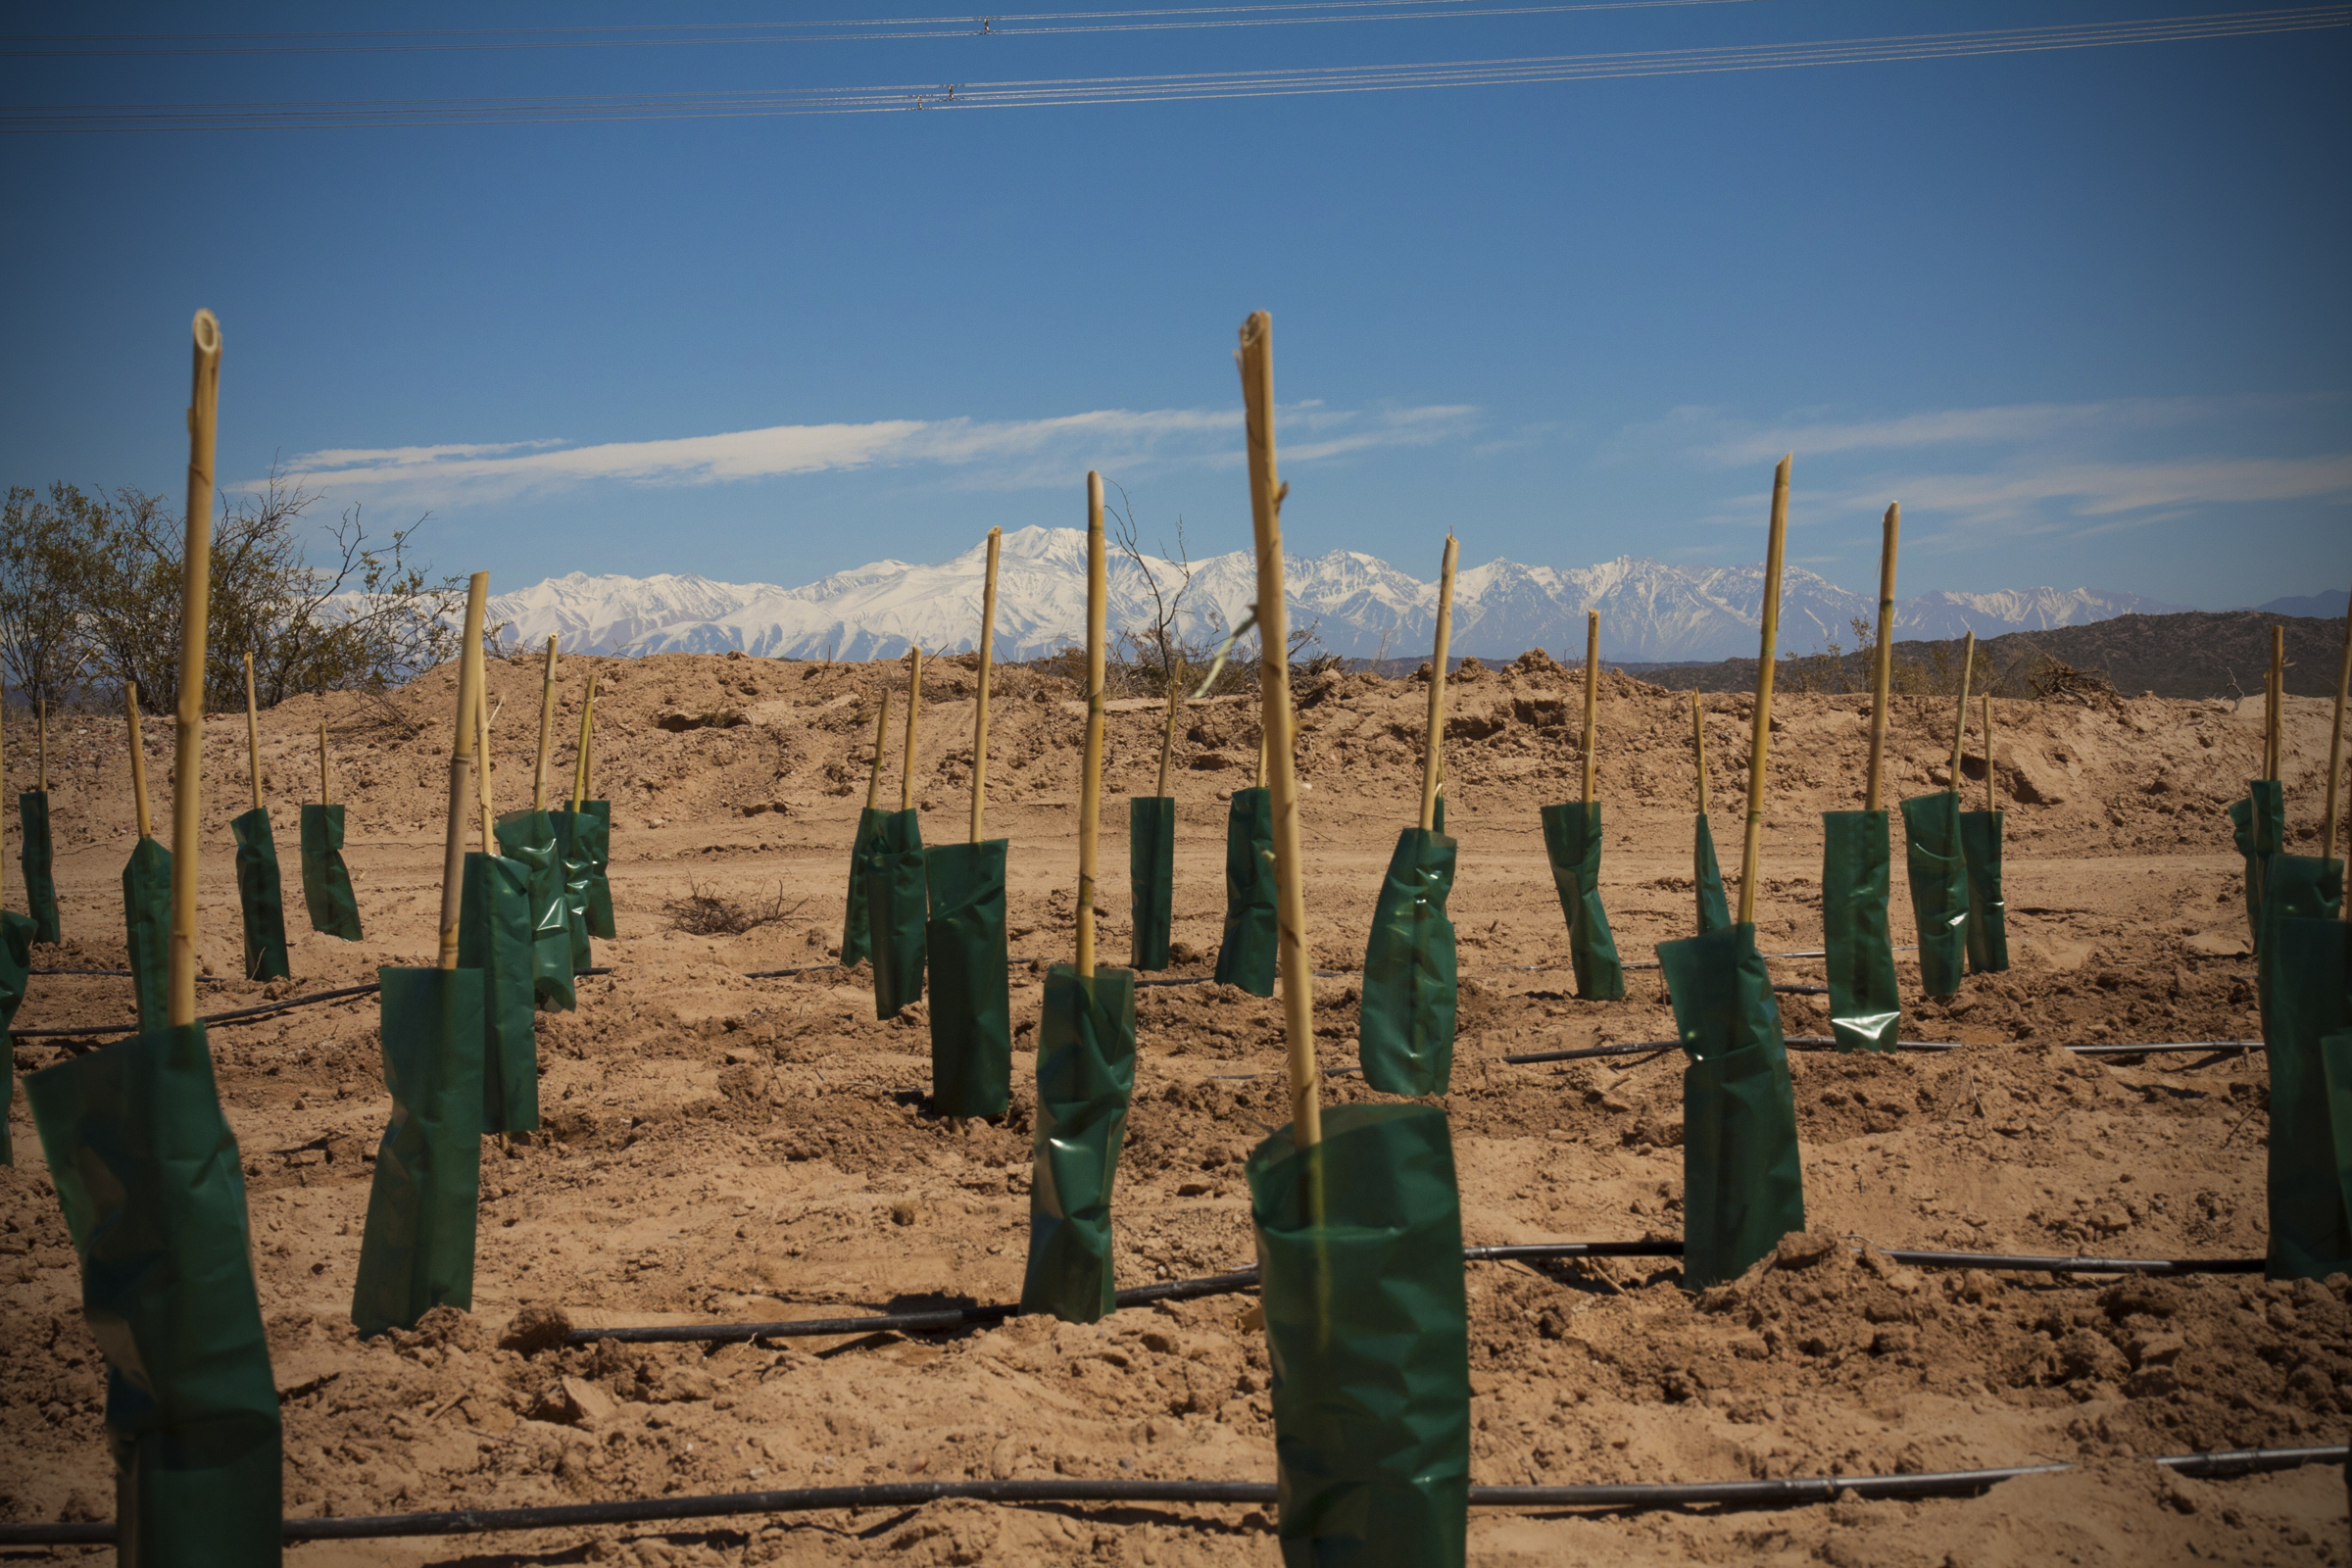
[0,0,1767,57]
[5,7,2342,131]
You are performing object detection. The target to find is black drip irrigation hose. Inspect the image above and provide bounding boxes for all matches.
[1502,1036,2264,1066]
[11,968,616,1043]
[743,962,1350,986]
[0,1446,2334,1544]
[574,1267,1267,1346]
[566,1240,2261,1348]
[1617,947,1927,972]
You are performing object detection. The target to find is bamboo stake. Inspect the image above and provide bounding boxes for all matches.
[475,658,496,852]
[36,697,46,793]
[2262,667,2275,782]
[1737,455,1791,929]
[864,689,893,811]
[1866,504,1898,812]
[1420,536,1459,832]
[1078,475,1108,978]
[439,572,489,969]
[570,666,599,812]
[318,720,331,806]
[971,527,1001,845]
[1254,728,1267,790]
[2269,625,2285,783]
[126,684,152,839]
[242,650,264,812]
[2325,574,2351,868]
[1237,310,1319,1152]
[1947,629,1976,795]
[2,695,8,910]
[1690,692,1708,809]
[1155,684,1180,799]
[532,636,559,812]
[1984,695,1997,814]
[1580,608,1600,808]
[900,648,923,815]
[169,310,221,1028]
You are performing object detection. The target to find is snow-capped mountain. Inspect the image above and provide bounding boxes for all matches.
[481,527,2183,664]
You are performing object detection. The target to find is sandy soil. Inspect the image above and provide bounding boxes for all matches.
[4,650,2349,1565]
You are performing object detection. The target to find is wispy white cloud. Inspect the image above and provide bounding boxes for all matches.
[265,402,1477,504]
[1608,395,2325,469]
[1847,455,2352,520]
[1614,394,2351,550]
[1670,397,2241,469]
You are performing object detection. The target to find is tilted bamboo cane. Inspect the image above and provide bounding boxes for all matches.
[2326,574,2351,871]
[439,573,490,969]
[1738,456,1791,929]
[570,666,599,812]
[169,311,221,1028]
[1866,504,1898,812]
[1237,310,1318,1153]
[532,636,559,812]
[36,696,46,793]
[126,684,152,839]
[1421,536,1459,832]
[318,719,332,806]
[971,528,1001,845]
[1581,608,1600,808]
[1078,476,1108,978]
[865,689,893,811]
[243,651,264,813]
[901,648,923,815]
[1947,630,1976,796]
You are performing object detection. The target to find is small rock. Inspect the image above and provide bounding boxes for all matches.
[889,1200,922,1227]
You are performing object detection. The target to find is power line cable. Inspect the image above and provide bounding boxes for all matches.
[7,7,2340,130]
[2,0,1768,56]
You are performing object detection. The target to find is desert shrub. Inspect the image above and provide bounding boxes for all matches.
[662,880,805,937]
[0,467,463,713]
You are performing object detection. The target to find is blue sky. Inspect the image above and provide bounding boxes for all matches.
[4,1,2347,610]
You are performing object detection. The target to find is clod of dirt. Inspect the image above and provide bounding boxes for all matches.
[389,1304,486,1355]
[500,1304,575,1355]
[529,1375,615,1427]
[1773,1231,1842,1270]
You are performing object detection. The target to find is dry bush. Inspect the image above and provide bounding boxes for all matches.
[662,880,806,936]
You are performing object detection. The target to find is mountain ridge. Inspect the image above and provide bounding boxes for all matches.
[479,525,2187,664]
